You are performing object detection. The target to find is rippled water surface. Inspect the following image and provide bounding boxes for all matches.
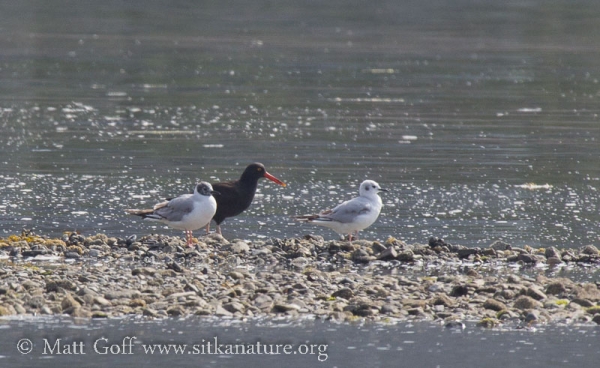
[1,0,599,248]
[2,317,600,368]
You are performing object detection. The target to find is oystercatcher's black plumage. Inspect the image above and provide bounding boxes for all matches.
[207,163,286,235]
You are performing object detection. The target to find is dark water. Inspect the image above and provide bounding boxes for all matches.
[1,317,599,368]
[1,1,600,366]
[0,0,599,248]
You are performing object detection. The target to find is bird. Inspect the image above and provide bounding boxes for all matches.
[206,163,286,235]
[294,180,387,241]
[125,182,219,246]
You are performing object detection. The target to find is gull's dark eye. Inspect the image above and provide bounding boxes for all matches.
[372,185,376,189]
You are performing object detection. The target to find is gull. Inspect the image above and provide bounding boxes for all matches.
[294,180,387,241]
[126,182,219,246]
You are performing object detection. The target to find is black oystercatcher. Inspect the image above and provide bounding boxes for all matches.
[207,163,286,235]
[126,182,219,246]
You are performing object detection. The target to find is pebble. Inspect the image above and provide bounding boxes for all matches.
[0,232,598,326]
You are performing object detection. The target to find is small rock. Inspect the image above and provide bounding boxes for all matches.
[104,289,141,300]
[381,304,399,314]
[0,305,13,316]
[166,305,186,316]
[228,271,245,280]
[397,250,414,262]
[431,294,455,307]
[371,242,387,254]
[228,241,250,254]
[476,318,498,328]
[457,249,479,259]
[545,247,560,259]
[143,308,159,317]
[526,286,547,301]
[489,240,512,251]
[483,298,507,312]
[132,267,157,276]
[513,296,542,310]
[445,321,466,329]
[93,296,112,307]
[352,249,374,263]
[571,298,594,308]
[546,257,563,266]
[70,307,92,318]
[273,303,301,313]
[450,285,469,297]
[377,246,397,260]
[129,299,147,308]
[223,302,245,314]
[582,245,599,256]
[253,294,274,310]
[545,281,567,295]
[215,305,233,316]
[332,288,354,299]
[61,294,81,310]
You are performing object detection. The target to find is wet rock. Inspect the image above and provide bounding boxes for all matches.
[483,299,507,312]
[429,237,449,248]
[132,267,158,276]
[46,279,77,292]
[457,248,479,260]
[513,296,542,310]
[332,288,354,300]
[21,280,41,291]
[253,294,274,311]
[571,298,594,308]
[70,307,93,318]
[517,254,537,264]
[450,285,469,297]
[545,281,567,295]
[61,294,81,310]
[381,304,399,315]
[226,241,250,254]
[431,294,455,307]
[167,305,186,316]
[223,302,245,314]
[377,246,397,260]
[489,240,512,251]
[526,287,547,301]
[143,308,159,318]
[129,299,147,308]
[352,249,374,263]
[273,303,301,313]
[445,321,466,329]
[546,257,563,266]
[2,231,600,323]
[573,284,600,302]
[544,247,560,259]
[476,318,498,328]
[104,290,142,300]
[582,245,599,256]
[397,250,414,262]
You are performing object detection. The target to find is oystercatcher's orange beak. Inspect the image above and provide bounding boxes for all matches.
[264,171,286,187]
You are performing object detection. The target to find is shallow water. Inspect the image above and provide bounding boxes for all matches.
[1,317,599,368]
[1,1,599,248]
[1,1,600,366]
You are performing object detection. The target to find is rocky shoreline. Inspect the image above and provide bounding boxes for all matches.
[1,231,600,327]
